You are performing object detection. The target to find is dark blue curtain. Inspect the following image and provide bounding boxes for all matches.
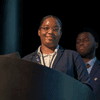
[0,0,23,55]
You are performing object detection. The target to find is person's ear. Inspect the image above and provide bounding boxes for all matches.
[38,29,40,36]
[95,42,98,49]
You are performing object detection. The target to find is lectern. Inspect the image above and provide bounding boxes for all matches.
[0,56,95,100]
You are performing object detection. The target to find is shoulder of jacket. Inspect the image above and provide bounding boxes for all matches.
[95,58,100,66]
[64,49,79,54]
[22,51,37,59]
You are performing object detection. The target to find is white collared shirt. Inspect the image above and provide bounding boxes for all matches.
[37,44,59,68]
[85,57,97,74]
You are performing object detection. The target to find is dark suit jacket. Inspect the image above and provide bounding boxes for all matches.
[90,59,100,100]
[22,45,93,90]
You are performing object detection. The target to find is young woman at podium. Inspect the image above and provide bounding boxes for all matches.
[22,15,93,91]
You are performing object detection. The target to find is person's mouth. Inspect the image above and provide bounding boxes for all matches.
[78,47,86,52]
[79,46,86,50]
[46,36,53,39]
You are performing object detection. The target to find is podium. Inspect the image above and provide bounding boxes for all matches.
[0,56,95,100]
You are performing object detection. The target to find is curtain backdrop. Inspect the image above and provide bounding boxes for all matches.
[0,0,23,55]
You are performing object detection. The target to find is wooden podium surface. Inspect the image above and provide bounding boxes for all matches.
[0,56,95,100]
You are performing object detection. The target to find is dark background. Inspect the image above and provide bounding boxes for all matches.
[0,0,100,60]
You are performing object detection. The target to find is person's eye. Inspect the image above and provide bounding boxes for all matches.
[54,29,58,31]
[76,42,79,44]
[44,27,49,30]
[53,28,59,31]
[85,40,89,41]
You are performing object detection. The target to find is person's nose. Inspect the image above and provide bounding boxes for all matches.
[48,28,53,34]
[79,41,84,46]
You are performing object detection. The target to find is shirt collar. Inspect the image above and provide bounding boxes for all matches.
[37,44,59,56]
[86,57,97,67]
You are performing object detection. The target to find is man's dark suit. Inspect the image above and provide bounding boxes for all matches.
[89,59,100,100]
[22,45,93,90]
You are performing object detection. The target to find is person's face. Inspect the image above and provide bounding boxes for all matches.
[38,17,62,48]
[76,32,97,57]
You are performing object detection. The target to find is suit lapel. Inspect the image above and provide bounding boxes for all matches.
[29,50,41,64]
[89,59,100,78]
[52,46,64,69]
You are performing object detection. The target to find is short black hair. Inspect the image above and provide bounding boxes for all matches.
[38,15,62,31]
[79,27,100,43]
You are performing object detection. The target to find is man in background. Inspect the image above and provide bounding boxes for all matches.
[76,27,100,100]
